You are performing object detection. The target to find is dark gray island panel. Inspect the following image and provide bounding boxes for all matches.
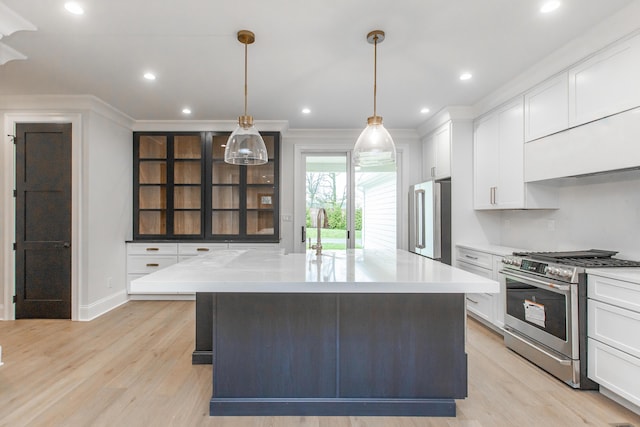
[195,292,467,416]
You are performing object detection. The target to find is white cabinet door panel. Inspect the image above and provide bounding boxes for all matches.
[569,33,640,127]
[496,102,525,208]
[423,122,451,180]
[473,114,499,209]
[589,299,640,359]
[588,338,640,407]
[524,73,569,142]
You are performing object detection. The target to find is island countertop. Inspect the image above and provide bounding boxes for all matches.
[130,248,498,294]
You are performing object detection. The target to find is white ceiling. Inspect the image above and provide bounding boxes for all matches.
[0,0,635,129]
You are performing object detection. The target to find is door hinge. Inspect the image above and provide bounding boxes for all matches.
[13,295,17,303]
[8,134,17,144]
[13,189,17,197]
[13,242,16,251]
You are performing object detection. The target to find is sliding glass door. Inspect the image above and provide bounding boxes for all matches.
[298,151,396,252]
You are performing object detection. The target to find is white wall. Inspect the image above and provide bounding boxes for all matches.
[500,169,640,260]
[81,110,132,319]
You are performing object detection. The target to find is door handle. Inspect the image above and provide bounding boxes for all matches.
[301,226,306,243]
[63,242,70,248]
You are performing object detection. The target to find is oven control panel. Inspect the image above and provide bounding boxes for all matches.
[520,259,548,274]
[502,256,578,281]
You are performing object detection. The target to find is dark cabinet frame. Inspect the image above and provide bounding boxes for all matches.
[133,131,280,242]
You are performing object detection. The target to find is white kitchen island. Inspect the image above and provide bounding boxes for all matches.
[131,248,498,417]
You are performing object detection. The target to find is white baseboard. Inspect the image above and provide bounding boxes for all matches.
[79,289,129,321]
[128,294,195,301]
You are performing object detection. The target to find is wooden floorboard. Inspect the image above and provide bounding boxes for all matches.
[1,300,639,426]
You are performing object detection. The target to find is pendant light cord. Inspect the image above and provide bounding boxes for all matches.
[244,40,248,117]
[373,34,378,118]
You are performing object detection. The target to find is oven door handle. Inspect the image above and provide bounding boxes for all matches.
[504,329,571,366]
[499,270,571,292]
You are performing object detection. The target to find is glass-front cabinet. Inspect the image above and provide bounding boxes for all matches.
[134,131,279,242]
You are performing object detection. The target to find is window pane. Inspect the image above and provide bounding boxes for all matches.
[247,211,274,235]
[174,211,201,235]
[139,211,166,235]
[212,211,239,235]
[174,135,202,159]
[139,136,167,159]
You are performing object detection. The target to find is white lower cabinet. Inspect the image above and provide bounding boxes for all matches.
[456,245,509,333]
[588,271,640,411]
[126,242,280,299]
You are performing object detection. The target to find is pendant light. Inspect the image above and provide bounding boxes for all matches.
[353,30,396,168]
[224,30,268,165]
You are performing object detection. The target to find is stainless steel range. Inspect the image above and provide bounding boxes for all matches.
[500,249,640,389]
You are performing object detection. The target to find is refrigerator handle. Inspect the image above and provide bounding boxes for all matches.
[433,183,442,259]
[415,189,426,249]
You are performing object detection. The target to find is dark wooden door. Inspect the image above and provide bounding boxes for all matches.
[15,123,72,319]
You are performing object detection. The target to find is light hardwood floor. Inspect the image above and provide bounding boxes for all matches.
[1,300,639,427]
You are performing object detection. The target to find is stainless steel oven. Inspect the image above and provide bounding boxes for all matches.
[500,250,640,389]
[501,267,580,387]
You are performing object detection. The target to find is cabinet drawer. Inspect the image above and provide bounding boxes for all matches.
[127,243,178,255]
[127,255,178,274]
[457,260,493,280]
[588,338,640,407]
[466,292,493,322]
[456,247,493,270]
[178,243,228,255]
[588,274,640,313]
[588,299,640,359]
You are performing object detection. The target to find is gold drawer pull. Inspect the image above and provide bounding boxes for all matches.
[146,248,160,252]
[196,248,210,252]
[146,263,160,267]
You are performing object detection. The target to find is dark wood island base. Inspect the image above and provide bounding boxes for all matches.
[193,292,467,417]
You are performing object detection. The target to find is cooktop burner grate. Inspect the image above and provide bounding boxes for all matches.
[512,249,640,268]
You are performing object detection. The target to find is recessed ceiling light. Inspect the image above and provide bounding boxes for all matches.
[420,107,430,114]
[459,72,473,81]
[540,1,561,13]
[182,108,192,115]
[302,108,311,114]
[64,2,84,15]
[143,72,156,81]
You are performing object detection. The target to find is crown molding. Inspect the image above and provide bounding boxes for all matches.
[0,41,26,65]
[0,2,37,38]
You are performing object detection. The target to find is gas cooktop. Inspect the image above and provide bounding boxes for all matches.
[512,249,640,268]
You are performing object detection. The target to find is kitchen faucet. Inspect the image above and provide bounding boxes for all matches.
[311,208,329,255]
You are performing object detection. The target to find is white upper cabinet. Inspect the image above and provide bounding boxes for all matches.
[422,121,451,181]
[474,100,524,209]
[473,112,500,209]
[524,72,569,142]
[474,99,558,210]
[569,32,640,127]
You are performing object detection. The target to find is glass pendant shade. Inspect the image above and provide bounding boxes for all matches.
[224,30,268,166]
[224,116,268,165]
[353,116,396,167]
[354,30,396,168]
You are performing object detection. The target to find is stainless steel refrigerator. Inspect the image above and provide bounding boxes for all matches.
[408,179,451,265]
